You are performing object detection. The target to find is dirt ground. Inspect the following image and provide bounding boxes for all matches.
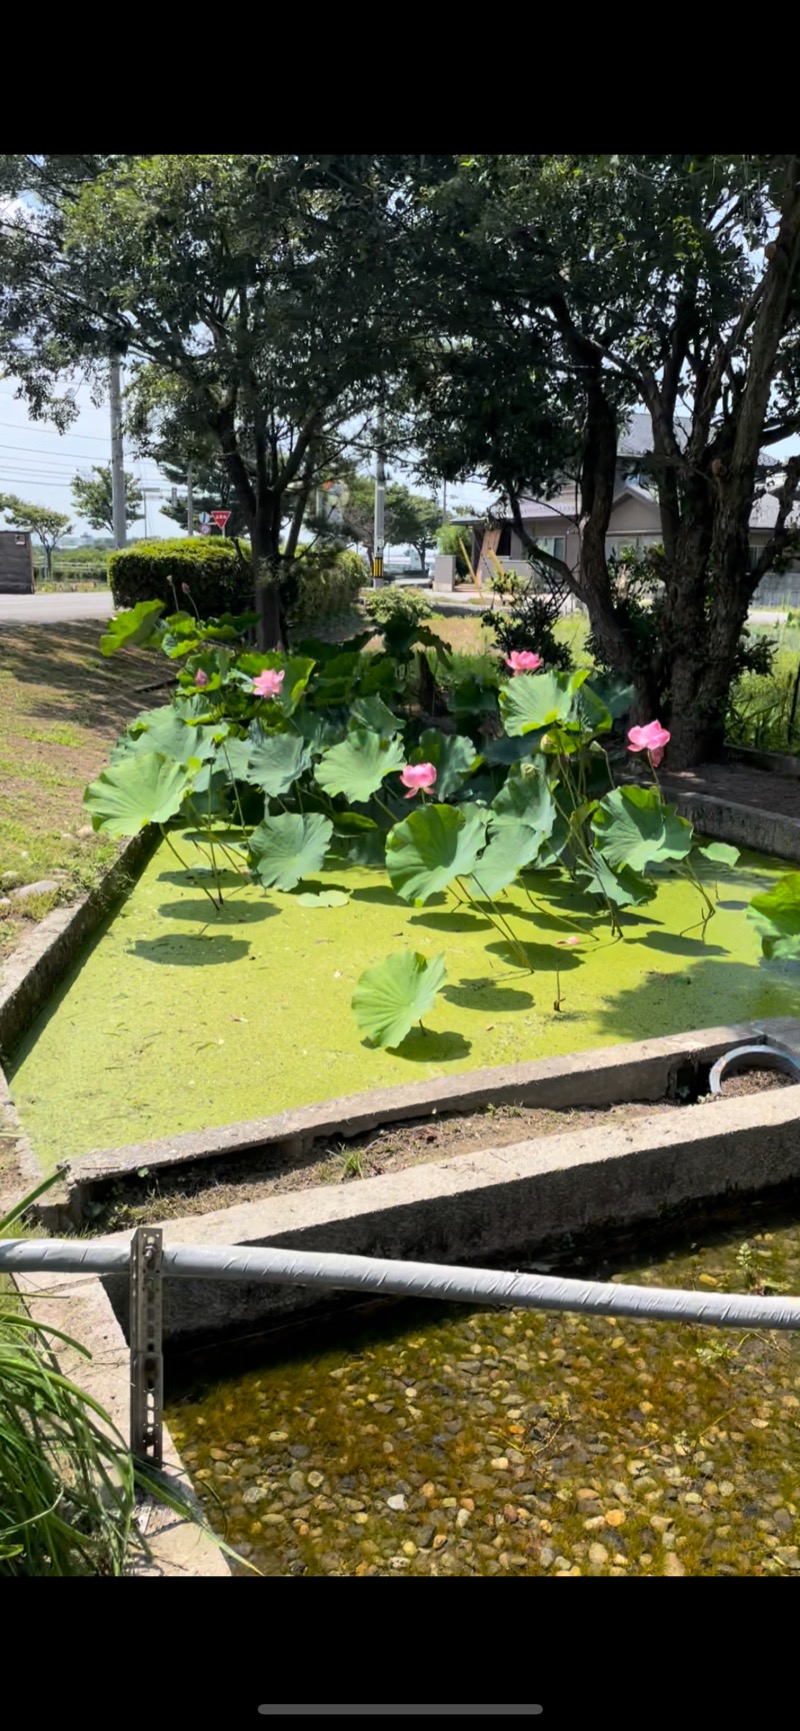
[87,1096,680,1233]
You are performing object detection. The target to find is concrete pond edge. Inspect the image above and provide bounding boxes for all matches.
[53,1017,793,1225]
[0,828,157,1059]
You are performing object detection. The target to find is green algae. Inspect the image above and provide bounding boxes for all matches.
[8,835,798,1169]
[165,1207,800,1577]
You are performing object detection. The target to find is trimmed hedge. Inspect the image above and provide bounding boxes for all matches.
[107,538,365,631]
[108,538,255,615]
[290,547,366,631]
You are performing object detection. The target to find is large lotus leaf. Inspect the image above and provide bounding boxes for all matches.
[294,632,372,662]
[247,732,312,797]
[411,729,481,800]
[499,668,590,736]
[698,842,740,869]
[748,872,800,959]
[249,813,333,891]
[587,674,637,721]
[490,763,556,834]
[448,676,499,727]
[577,852,656,908]
[127,706,224,766]
[294,711,345,755]
[84,751,191,836]
[216,734,253,783]
[386,803,489,904]
[466,821,546,900]
[349,695,403,738]
[315,729,406,804]
[528,810,570,869]
[181,766,230,817]
[352,951,447,1049]
[571,679,612,736]
[482,733,538,767]
[592,784,693,873]
[99,599,165,657]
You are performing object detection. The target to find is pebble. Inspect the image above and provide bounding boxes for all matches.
[10,878,59,901]
[288,1471,306,1494]
[386,1494,407,1511]
[588,1543,609,1565]
[663,1553,686,1576]
[307,1471,325,1490]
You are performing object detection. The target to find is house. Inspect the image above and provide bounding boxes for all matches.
[456,412,800,607]
[0,529,34,594]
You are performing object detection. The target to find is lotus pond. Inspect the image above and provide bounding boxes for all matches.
[166,1199,800,1578]
[7,833,798,1169]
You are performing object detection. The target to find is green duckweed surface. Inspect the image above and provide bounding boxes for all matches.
[167,1210,800,1577]
[8,836,797,1168]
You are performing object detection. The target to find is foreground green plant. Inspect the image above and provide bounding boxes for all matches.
[85,601,741,1050]
[0,1177,255,1576]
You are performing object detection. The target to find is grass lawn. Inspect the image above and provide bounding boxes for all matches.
[0,623,160,963]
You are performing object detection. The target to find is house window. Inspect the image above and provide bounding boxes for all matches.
[497,524,512,557]
[14,534,25,546]
[535,535,566,562]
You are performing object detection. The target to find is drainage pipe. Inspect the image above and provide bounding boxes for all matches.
[2,1238,800,1332]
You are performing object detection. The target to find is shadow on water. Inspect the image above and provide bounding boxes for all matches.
[598,954,799,1045]
[130,934,251,965]
[485,940,582,971]
[349,885,403,907]
[632,930,729,958]
[384,1028,472,1063]
[442,980,534,1012]
[409,910,488,934]
[156,898,277,926]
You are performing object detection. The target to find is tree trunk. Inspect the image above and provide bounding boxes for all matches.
[251,499,284,651]
[44,542,52,582]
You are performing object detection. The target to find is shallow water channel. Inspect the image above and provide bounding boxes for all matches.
[166,1198,800,1578]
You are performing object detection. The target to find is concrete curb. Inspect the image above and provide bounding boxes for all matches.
[59,1019,772,1224]
[0,830,157,1057]
[660,786,800,863]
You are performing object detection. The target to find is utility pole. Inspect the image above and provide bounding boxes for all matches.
[109,358,127,551]
[186,461,194,536]
[442,478,448,521]
[372,401,385,587]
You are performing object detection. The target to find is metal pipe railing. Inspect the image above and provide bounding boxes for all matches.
[5,1232,800,1466]
[4,1235,800,1330]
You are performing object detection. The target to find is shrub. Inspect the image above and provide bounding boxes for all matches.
[365,586,432,630]
[289,547,366,631]
[108,538,254,616]
[485,581,572,672]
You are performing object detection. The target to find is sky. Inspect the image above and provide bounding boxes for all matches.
[0,371,490,548]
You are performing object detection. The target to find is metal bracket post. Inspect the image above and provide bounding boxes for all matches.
[129,1226,164,1467]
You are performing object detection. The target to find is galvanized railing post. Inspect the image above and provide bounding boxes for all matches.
[129,1226,163,1468]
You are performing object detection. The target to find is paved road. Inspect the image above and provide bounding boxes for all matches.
[0,588,792,630]
[0,590,115,625]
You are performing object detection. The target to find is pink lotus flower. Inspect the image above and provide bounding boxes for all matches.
[627,720,670,768]
[195,669,209,687]
[253,668,285,700]
[505,650,543,675]
[558,935,582,947]
[400,762,437,799]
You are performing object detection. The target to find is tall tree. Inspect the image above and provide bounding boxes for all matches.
[313,470,444,568]
[411,154,800,766]
[0,154,420,648]
[0,494,71,579]
[70,465,143,534]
